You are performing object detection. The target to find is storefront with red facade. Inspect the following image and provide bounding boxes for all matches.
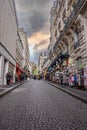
[16,63,24,81]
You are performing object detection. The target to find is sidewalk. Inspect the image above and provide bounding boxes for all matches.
[47,81,87,104]
[0,81,27,98]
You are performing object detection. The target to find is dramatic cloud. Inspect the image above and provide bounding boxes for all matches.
[34,39,49,51]
[28,32,50,46]
[15,0,52,64]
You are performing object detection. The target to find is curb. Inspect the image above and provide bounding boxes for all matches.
[47,81,87,104]
[0,81,27,98]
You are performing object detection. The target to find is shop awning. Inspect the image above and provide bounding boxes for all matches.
[58,53,69,59]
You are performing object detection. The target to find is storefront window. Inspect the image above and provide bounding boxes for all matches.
[8,63,14,79]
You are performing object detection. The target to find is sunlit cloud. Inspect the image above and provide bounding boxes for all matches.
[28,31,50,52]
[15,0,52,64]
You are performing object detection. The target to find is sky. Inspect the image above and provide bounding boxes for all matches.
[15,0,52,64]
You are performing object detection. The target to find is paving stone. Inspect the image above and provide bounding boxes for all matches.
[0,80,87,130]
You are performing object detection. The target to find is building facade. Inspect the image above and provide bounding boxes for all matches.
[38,52,48,74]
[16,31,24,80]
[29,62,36,75]
[47,0,87,89]
[18,28,30,73]
[0,0,18,85]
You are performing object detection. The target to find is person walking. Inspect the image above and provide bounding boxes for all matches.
[6,72,11,85]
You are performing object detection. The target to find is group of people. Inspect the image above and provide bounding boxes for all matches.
[56,73,77,87]
[33,75,42,80]
[6,72,13,85]
[15,73,27,83]
[53,71,84,89]
[6,72,28,85]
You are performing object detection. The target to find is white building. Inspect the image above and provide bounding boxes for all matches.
[48,0,57,54]
[48,0,87,88]
[43,58,50,70]
[29,62,36,75]
[15,31,24,78]
[18,28,30,72]
[0,0,18,85]
[38,52,48,74]
[16,31,24,68]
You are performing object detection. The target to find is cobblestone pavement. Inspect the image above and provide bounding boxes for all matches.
[47,81,87,102]
[56,83,87,98]
[0,80,87,130]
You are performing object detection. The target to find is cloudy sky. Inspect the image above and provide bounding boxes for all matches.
[15,0,52,64]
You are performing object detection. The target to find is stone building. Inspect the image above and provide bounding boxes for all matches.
[18,28,30,73]
[48,0,87,88]
[16,31,24,79]
[38,52,48,74]
[29,62,34,75]
[0,0,18,85]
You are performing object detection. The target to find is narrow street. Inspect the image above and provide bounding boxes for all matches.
[0,80,87,130]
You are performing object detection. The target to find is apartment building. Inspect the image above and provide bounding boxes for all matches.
[38,52,48,74]
[18,28,30,73]
[48,0,87,88]
[16,31,24,79]
[0,0,18,85]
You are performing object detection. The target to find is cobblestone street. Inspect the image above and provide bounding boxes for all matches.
[0,80,87,130]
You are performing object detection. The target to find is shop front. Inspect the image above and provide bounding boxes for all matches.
[84,65,87,89]
[57,53,69,85]
[76,57,84,89]
[49,52,69,84]
[16,63,24,81]
[8,63,15,83]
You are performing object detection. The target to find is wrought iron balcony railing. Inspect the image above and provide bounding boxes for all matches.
[53,0,86,51]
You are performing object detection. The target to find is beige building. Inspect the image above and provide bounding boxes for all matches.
[16,31,24,68]
[18,28,30,72]
[29,62,36,75]
[0,0,18,85]
[48,0,87,88]
[38,52,48,74]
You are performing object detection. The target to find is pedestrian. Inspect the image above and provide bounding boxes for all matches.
[19,74,23,82]
[34,75,36,80]
[74,73,77,87]
[6,72,11,85]
[15,74,18,83]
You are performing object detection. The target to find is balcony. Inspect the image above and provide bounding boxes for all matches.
[53,0,86,51]
[74,40,80,50]
[58,21,63,32]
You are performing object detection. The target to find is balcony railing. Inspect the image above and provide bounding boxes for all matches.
[53,0,86,51]
[74,40,80,50]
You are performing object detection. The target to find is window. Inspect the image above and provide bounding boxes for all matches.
[74,30,79,43]
[74,30,80,49]
[76,58,82,69]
